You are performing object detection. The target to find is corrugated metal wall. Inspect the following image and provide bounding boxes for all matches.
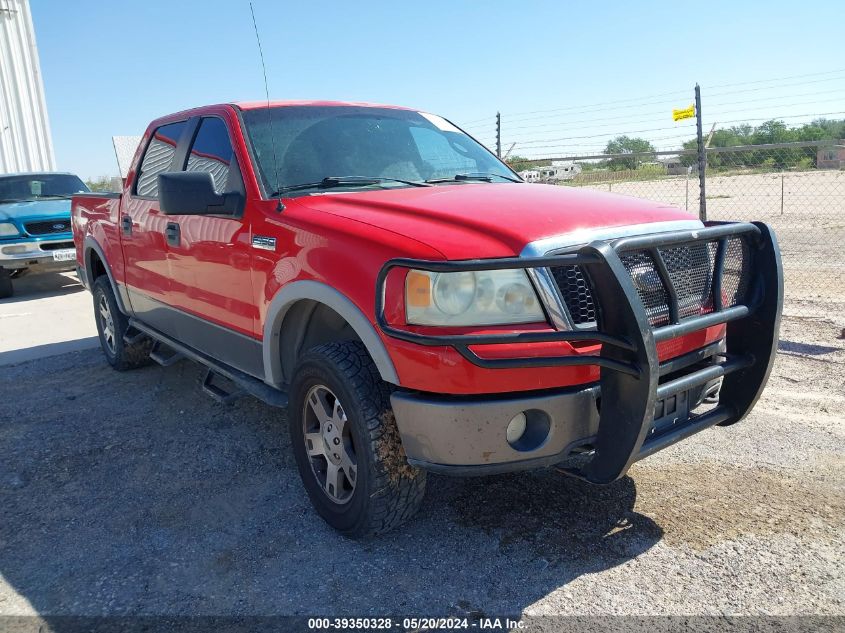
[0,0,55,174]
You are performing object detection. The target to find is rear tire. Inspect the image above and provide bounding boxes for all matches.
[289,341,426,537]
[0,269,13,299]
[92,275,151,370]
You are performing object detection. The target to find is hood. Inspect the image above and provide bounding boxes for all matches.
[293,183,698,259]
[0,199,72,223]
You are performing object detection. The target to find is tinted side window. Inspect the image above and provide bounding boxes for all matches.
[136,121,187,197]
[186,118,234,193]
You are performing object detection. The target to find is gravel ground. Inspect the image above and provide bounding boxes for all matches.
[0,311,843,618]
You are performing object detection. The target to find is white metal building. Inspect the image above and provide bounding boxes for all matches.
[0,0,55,173]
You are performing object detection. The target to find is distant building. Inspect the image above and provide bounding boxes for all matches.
[519,169,541,183]
[0,0,55,173]
[656,156,688,175]
[817,142,845,169]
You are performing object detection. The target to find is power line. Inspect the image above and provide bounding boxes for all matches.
[706,86,845,109]
[459,68,845,128]
[704,67,845,91]
[504,112,845,155]
[501,86,845,135]
[507,123,698,146]
[705,75,845,99]
[499,88,691,119]
[502,94,845,142]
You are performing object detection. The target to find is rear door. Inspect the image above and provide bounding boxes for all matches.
[121,120,189,334]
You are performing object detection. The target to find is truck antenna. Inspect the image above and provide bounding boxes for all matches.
[249,2,284,212]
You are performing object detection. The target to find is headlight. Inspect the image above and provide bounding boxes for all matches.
[0,222,19,237]
[406,268,545,326]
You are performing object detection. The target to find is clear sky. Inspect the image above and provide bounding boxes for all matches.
[31,0,845,180]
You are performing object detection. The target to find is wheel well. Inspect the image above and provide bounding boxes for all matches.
[88,248,107,282]
[279,300,365,384]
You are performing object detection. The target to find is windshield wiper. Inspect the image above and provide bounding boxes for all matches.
[426,172,521,184]
[272,176,431,196]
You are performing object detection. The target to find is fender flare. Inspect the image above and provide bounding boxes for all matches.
[83,236,129,315]
[263,280,399,386]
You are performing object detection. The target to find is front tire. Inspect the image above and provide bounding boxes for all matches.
[0,269,13,299]
[92,276,151,370]
[289,341,426,537]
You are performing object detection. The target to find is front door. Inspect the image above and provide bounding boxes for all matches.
[163,114,261,376]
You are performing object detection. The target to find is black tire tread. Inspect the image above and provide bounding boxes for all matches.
[296,341,426,536]
[92,276,152,371]
[0,270,13,299]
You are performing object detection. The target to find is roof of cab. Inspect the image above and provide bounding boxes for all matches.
[0,171,79,177]
[233,100,415,111]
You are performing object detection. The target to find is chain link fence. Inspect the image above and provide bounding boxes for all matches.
[549,141,845,326]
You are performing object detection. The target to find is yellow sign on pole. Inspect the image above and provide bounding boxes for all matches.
[673,104,696,121]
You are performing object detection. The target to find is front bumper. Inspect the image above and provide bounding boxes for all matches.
[391,339,724,475]
[391,385,599,475]
[377,222,783,483]
[0,236,76,272]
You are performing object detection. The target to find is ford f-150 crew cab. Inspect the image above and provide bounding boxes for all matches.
[72,101,783,537]
[0,172,89,298]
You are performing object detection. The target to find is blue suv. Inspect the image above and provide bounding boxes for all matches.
[0,172,89,298]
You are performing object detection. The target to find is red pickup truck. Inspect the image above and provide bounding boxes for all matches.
[72,101,782,537]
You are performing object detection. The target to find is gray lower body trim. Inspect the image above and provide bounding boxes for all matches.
[262,279,399,386]
[390,385,599,474]
[128,289,264,379]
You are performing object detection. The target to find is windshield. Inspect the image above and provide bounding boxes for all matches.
[241,106,518,195]
[0,174,89,202]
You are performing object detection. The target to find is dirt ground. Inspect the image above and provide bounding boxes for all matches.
[0,174,843,619]
[0,290,843,618]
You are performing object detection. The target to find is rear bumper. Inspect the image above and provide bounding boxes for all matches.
[377,221,783,483]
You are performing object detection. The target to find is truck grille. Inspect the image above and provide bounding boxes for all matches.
[549,236,752,328]
[25,219,71,235]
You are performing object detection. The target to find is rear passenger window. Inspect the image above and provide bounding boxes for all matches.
[186,118,235,193]
[135,121,187,197]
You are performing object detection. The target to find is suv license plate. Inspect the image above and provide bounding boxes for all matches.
[52,249,76,262]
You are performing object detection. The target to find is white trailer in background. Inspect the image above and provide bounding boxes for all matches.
[521,161,582,183]
[0,0,55,173]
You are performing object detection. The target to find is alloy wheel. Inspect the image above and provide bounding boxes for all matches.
[302,384,358,504]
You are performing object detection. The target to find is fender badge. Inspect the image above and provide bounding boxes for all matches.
[252,236,276,251]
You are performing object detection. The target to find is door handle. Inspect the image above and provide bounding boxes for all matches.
[121,215,132,236]
[165,222,180,247]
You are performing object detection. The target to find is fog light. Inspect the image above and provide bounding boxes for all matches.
[506,409,552,452]
[506,412,527,444]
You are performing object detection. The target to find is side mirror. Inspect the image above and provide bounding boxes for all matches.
[158,171,242,216]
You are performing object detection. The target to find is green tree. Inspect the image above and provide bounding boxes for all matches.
[506,155,549,173]
[678,118,845,170]
[604,136,655,170]
[85,176,116,192]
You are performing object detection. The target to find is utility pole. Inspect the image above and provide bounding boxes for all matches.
[496,112,501,158]
[695,84,707,221]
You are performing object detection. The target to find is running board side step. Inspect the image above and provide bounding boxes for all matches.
[122,327,148,346]
[149,340,184,367]
[201,368,245,406]
[129,319,289,409]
